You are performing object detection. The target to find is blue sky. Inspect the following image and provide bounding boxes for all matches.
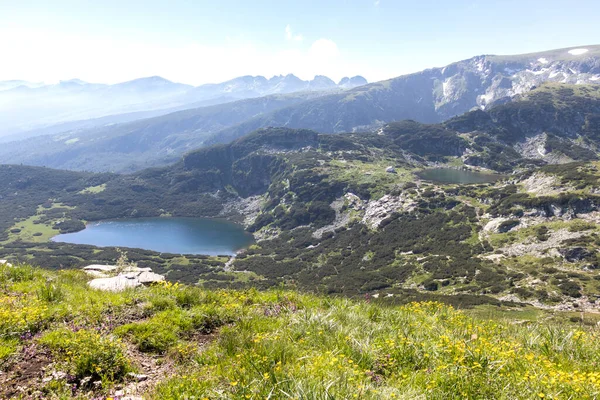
[1,0,600,85]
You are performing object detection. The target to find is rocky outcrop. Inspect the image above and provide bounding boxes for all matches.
[86,265,165,291]
[521,172,568,196]
[498,228,586,257]
[362,193,417,229]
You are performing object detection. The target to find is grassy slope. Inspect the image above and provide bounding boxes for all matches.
[2,263,600,399]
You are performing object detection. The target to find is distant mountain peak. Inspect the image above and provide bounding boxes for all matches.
[338,76,368,89]
[59,79,88,85]
[127,76,174,84]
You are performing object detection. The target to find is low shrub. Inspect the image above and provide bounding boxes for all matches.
[39,328,130,381]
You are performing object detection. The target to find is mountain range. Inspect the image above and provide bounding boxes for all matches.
[2,82,600,304]
[1,45,599,173]
[0,74,367,140]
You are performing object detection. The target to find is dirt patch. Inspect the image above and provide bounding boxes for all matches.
[108,332,217,399]
[0,344,52,400]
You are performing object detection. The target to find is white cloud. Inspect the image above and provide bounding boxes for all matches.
[374,0,380,6]
[309,39,340,59]
[285,24,304,42]
[0,26,361,85]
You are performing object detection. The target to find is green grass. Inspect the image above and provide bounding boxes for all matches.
[2,214,58,243]
[325,159,414,198]
[39,328,131,381]
[2,263,600,399]
[2,202,78,244]
[78,183,106,194]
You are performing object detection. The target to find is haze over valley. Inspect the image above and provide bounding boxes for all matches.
[2,45,600,172]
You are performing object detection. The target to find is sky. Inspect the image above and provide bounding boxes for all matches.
[1,0,600,86]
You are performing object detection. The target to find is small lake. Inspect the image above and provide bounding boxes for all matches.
[52,217,255,256]
[416,168,503,184]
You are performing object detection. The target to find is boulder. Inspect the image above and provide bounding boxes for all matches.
[87,268,165,291]
[385,166,396,173]
[83,264,118,272]
[88,275,142,291]
[121,266,152,273]
[84,270,109,278]
[137,271,165,285]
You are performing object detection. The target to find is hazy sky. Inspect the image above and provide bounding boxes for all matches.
[2,0,600,85]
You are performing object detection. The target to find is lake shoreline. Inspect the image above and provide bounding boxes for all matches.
[52,217,255,256]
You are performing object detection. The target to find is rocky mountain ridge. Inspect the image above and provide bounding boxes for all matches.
[207,46,600,145]
[1,45,598,174]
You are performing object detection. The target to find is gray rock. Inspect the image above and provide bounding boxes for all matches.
[87,268,165,291]
[83,264,118,272]
[52,371,67,380]
[137,271,165,285]
[121,266,152,273]
[127,372,149,382]
[88,275,142,291]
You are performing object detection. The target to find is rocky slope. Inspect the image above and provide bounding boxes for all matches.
[207,46,600,145]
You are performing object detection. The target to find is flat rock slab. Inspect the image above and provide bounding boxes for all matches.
[87,270,165,291]
[84,264,119,272]
[88,276,142,291]
[137,271,165,284]
[122,266,153,273]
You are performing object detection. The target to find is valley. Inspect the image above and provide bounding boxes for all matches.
[3,35,600,398]
[2,83,600,311]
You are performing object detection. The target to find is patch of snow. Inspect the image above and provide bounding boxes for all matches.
[568,48,589,56]
[549,70,561,79]
[475,59,485,72]
[526,68,548,76]
[538,57,549,64]
[442,79,450,97]
[591,75,600,81]
[479,92,494,106]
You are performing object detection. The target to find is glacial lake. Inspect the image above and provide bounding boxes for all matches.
[416,168,503,184]
[52,217,255,256]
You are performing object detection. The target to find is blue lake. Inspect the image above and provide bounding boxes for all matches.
[52,217,255,256]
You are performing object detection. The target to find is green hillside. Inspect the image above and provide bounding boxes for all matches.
[2,263,600,399]
[3,84,600,309]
